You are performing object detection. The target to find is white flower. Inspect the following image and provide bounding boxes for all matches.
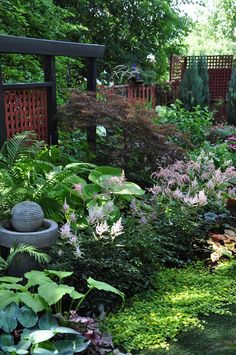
[74,245,83,258]
[95,220,110,237]
[87,205,106,225]
[111,218,124,239]
[60,223,72,239]
[68,234,78,246]
[147,53,156,63]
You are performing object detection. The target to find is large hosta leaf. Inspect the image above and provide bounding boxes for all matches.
[54,335,89,354]
[112,182,145,196]
[44,270,73,281]
[17,306,38,328]
[87,277,124,301]
[20,293,47,313]
[25,270,52,288]
[38,283,74,306]
[0,291,20,309]
[1,303,19,332]
[27,330,55,344]
[89,166,122,185]
[38,312,58,330]
[0,276,22,284]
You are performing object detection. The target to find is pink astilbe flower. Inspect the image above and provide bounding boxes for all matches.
[63,199,69,212]
[148,185,162,196]
[184,190,207,207]
[206,180,215,190]
[73,183,83,193]
[107,171,126,186]
[59,223,72,239]
[171,188,184,199]
[68,234,78,246]
[111,218,124,239]
[70,212,76,222]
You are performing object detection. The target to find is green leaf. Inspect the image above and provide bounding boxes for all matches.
[38,312,58,330]
[0,334,14,348]
[17,306,38,328]
[89,166,122,185]
[20,293,47,313]
[16,339,32,352]
[112,182,145,196]
[16,350,29,354]
[0,283,26,291]
[87,277,124,301]
[31,349,55,355]
[53,327,80,335]
[0,291,20,309]
[1,303,18,332]
[27,330,55,344]
[38,283,74,306]
[44,270,73,281]
[0,276,22,283]
[70,290,84,300]
[25,270,52,288]
[82,184,102,200]
[54,334,89,354]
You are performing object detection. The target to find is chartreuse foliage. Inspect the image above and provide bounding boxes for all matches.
[106,263,236,351]
[0,269,124,354]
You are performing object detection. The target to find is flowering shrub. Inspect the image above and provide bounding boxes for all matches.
[150,157,236,211]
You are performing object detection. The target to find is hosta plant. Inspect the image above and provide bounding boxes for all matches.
[0,270,124,354]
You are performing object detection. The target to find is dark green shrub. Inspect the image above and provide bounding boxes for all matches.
[227,69,236,125]
[179,57,210,111]
[156,100,213,146]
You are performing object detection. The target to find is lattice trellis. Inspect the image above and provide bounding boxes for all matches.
[4,88,48,142]
[170,55,233,100]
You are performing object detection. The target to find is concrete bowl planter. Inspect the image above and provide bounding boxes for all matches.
[0,219,58,276]
[0,219,58,248]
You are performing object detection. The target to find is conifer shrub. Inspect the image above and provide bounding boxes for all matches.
[179,57,210,111]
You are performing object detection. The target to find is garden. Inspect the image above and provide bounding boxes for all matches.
[1,0,236,354]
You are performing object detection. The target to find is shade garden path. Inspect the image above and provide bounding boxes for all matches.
[137,305,236,355]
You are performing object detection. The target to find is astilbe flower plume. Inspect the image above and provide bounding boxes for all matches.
[150,157,236,208]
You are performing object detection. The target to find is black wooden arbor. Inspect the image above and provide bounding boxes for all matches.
[0,35,105,148]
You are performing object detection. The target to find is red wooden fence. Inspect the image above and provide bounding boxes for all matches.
[100,84,157,108]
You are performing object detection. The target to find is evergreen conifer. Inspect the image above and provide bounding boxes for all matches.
[179,56,210,110]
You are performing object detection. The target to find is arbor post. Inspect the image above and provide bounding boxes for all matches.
[44,55,58,145]
[86,57,97,151]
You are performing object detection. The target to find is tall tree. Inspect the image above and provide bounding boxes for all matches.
[55,0,191,80]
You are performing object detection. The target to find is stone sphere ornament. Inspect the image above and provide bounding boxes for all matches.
[11,201,44,232]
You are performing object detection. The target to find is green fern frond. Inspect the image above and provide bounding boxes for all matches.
[0,257,7,272]
[8,244,51,266]
[0,131,44,169]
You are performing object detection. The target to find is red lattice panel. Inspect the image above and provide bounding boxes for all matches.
[4,88,48,142]
[170,55,233,101]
